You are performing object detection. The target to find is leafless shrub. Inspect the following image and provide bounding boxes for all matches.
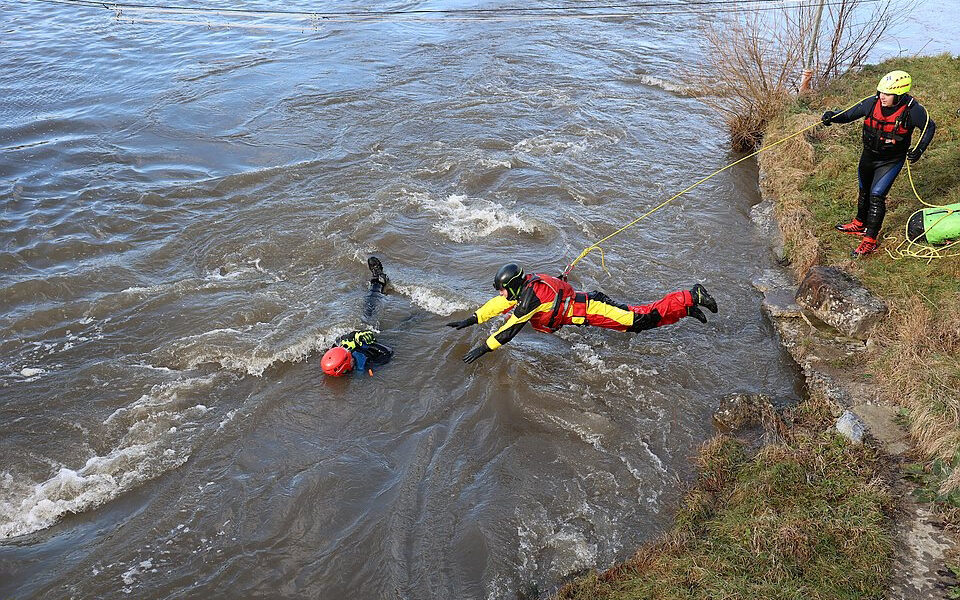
[697,0,907,149]
[698,10,803,151]
[804,0,907,87]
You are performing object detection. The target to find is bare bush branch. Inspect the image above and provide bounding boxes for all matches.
[696,0,908,150]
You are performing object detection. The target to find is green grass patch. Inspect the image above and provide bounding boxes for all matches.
[554,427,893,600]
[761,54,960,501]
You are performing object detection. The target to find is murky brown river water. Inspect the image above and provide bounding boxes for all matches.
[1,1,955,598]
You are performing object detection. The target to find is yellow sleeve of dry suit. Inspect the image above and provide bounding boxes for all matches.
[474,295,516,324]
[484,303,552,350]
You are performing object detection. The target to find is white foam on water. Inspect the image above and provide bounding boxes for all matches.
[407,191,537,243]
[160,322,351,377]
[0,374,224,539]
[206,257,281,283]
[121,279,196,296]
[637,439,667,475]
[478,157,512,170]
[105,374,221,425]
[20,367,45,378]
[545,412,605,451]
[218,409,238,429]
[15,321,106,366]
[514,502,602,594]
[512,134,583,156]
[392,284,472,316]
[120,262,277,299]
[633,74,698,96]
[0,444,190,539]
[567,341,661,399]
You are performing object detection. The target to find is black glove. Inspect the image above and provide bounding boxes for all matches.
[821,110,837,126]
[907,148,922,164]
[446,315,478,330]
[462,345,490,364]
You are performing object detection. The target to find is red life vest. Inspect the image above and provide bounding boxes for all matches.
[523,274,589,333]
[862,96,911,154]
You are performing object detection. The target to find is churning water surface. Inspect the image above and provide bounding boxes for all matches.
[4,1,948,598]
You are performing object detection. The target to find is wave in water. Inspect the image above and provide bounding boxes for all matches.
[631,73,699,96]
[153,322,350,377]
[393,283,472,316]
[406,191,538,243]
[0,374,224,539]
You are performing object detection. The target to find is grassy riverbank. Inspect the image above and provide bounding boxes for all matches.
[554,400,893,600]
[762,54,960,501]
[554,55,958,599]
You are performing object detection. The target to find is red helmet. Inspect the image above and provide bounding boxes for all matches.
[321,346,353,376]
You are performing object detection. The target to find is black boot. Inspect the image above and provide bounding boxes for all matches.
[368,256,388,288]
[836,190,870,235]
[855,189,870,224]
[689,283,718,313]
[687,305,708,324]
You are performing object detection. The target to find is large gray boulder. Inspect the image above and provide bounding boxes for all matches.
[795,266,887,339]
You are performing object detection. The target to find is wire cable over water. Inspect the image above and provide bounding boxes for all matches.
[27,0,883,30]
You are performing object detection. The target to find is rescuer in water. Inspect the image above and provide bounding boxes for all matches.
[321,257,394,377]
[446,263,717,364]
[821,69,936,257]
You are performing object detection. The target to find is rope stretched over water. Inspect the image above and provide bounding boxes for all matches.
[563,97,869,276]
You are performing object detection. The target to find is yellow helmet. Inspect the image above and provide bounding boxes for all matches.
[877,70,911,95]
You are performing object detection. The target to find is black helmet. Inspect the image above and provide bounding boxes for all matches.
[494,263,525,300]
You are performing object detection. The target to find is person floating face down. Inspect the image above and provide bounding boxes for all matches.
[321,257,395,377]
[821,69,937,258]
[446,263,718,364]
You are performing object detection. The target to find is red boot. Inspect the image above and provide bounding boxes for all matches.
[835,219,866,236]
[851,236,879,258]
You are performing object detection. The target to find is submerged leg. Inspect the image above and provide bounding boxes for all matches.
[362,256,389,325]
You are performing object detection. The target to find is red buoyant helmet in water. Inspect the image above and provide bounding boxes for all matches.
[321,346,353,376]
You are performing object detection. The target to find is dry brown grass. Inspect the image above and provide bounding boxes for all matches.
[875,298,960,476]
[758,112,823,275]
[759,82,960,492]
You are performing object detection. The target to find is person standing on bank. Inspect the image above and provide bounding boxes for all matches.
[821,70,936,257]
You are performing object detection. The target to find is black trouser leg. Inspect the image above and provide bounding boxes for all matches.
[865,195,886,239]
[362,281,385,325]
[855,189,870,223]
[856,153,874,224]
[858,152,903,239]
[588,290,629,311]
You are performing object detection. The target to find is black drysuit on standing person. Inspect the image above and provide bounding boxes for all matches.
[822,70,936,257]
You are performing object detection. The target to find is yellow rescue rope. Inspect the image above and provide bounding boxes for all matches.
[564,97,869,276]
[885,113,959,261]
